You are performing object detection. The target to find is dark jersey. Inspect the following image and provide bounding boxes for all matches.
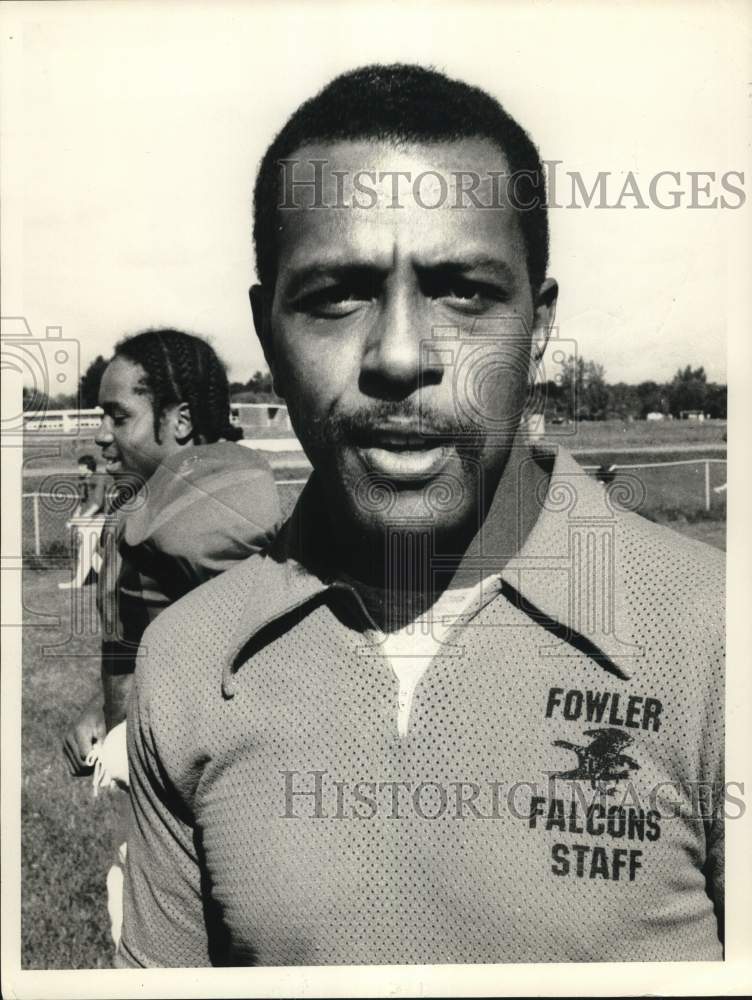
[97,442,282,728]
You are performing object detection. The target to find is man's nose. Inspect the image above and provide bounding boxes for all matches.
[359,288,442,399]
[95,417,113,447]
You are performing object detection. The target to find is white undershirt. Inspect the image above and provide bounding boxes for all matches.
[376,574,500,738]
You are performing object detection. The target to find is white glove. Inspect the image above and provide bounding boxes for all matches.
[86,720,129,795]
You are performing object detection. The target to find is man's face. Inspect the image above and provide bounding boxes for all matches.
[77,463,93,478]
[95,356,181,481]
[254,139,556,539]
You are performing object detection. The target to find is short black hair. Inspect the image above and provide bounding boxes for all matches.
[253,63,549,293]
[113,328,242,444]
[77,454,97,472]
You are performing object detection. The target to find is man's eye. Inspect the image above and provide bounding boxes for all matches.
[112,415,127,426]
[294,278,379,318]
[437,279,506,313]
[300,289,367,317]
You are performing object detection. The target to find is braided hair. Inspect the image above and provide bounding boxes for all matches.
[113,329,243,444]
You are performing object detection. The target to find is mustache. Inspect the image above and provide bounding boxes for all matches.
[306,400,485,448]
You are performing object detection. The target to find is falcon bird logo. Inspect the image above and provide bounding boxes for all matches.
[552,727,640,795]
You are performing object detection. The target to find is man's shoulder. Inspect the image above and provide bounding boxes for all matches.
[129,554,273,793]
[547,445,724,582]
[615,510,725,654]
[160,440,274,476]
[127,443,282,559]
[618,509,724,589]
[131,554,274,748]
[153,442,278,509]
[143,552,267,650]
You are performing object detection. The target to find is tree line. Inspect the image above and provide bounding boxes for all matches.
[546,359,726,421]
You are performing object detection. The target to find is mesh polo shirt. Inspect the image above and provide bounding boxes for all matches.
[118,446,724,967]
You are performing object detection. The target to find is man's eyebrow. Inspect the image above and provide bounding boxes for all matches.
[416,256,517,282]
[281,263,385,298]
[281,255,518,298]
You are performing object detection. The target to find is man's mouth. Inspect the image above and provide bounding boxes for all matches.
[102,454,122,474]
[353,425,454,481]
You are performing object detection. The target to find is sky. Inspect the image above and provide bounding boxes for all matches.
[2,0,749,390]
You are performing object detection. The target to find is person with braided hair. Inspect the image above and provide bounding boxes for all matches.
[62,327,281,948]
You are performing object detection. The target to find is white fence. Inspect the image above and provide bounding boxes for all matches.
[23,408,103,433]
[23,402,292,434]
[581,457,727,513]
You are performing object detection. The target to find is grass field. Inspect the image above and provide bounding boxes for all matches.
[540,416,726,449]
[21,571,118,969]
[18,436,727,969]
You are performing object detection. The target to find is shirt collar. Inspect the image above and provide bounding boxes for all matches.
[497,447,641,680]
[222,477,347,696]
[222,446,640,696]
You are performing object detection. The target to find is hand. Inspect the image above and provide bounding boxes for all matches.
[63,699,106,776]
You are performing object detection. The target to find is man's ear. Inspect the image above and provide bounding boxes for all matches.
[171,401,194,444]
[250,284,285,398]
[531,277,558,363]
